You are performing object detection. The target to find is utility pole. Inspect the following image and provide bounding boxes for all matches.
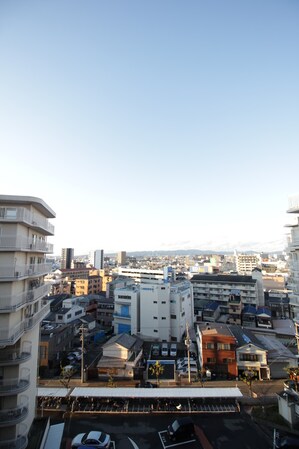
[80,324,87,383]
[184,322,191,384]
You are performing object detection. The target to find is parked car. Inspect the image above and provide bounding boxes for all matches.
[167,417,194,441]
[161,343,169,357]
[177,361,197,371]
[177,366,198,375]
[151,344,160,357]
[170,343,177,357]
[135,381,157,388]
[71,431,111,449]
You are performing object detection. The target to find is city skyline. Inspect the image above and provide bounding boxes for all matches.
[1,1,298,255]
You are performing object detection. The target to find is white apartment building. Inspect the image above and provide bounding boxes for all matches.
[113,285,140,335]
[113,279,194,342]
[0,195,55,448]
[191,274,262,317]
[286,195,299,320]
[117,266,175,284]
[235,253,261,275]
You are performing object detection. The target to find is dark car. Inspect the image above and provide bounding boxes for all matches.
[135,381,157,388]
[167,417,194,441]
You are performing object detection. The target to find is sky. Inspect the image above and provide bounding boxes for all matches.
[1,0,299,256]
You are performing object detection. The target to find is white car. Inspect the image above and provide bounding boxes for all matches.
[71,431,111,449]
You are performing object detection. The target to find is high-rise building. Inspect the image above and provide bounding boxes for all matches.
[117,251,126,266]
[286,196,299,320]
[61,248,74,269]
[93,249,104,269]
[0,195,55,448]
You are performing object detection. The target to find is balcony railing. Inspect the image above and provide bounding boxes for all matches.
[0,284,51,312]
[0,398,28,426]
[0,423,28,449]
[0,344,31,366]
[24,301,50,331]
[0,235,53,253]
[0,301,50,344]
[0,206,54,235]
[0,263,52,280]
[0,373,30,396]
[113,312,131,319]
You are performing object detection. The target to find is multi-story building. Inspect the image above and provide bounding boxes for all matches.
[99,269,113,292]
[191,274,261,317]
[117,251,126,266]
[96,295,114,328]
[113,279,194,342]
[235,253,261,275]
[75,275,102,296]
[114,285,140,334]
[60,248,74,269]
[116,266,175,284]
[196,322,237,380]
[94,250,104,269]
[285,195,299,320]
[0,195,55,448]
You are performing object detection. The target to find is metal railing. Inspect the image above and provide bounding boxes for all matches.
[0,263,52,280]
[0,235,53,253]
[0,206,54,235]
[0,284,51,312]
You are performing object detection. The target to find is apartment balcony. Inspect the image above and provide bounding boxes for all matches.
[24,301,51,331]
[0,301,50,344]
[0,284,51,312]
[0,397,28,426]
[0,423,28,449]
[0,263,52,281]
[0,343,31,366]
[0,206,54,235]
[0,373,30,396]
[0,235,53,253]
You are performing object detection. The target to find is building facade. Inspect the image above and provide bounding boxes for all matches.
[113,279,194,342]
[60,248,74,270]
[191,274,261,317]
[0,195,55,448]
[286,196,299,320]
[235,253,261,275]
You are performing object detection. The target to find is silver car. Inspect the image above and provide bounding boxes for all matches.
[71,431,111,449]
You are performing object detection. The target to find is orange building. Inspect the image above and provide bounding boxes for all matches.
[197,322,237,380]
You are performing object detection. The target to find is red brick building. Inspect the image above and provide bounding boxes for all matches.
[197,322,237,379]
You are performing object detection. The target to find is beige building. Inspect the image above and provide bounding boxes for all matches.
[0,195,55,448]
[75,275,102,296]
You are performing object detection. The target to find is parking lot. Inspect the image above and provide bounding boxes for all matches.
[58,412,272,449]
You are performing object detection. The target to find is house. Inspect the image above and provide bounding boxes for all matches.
[256,306,272,329]
[202,301,220,322]
[229,326,270,380]
[196,323,237,380]
[97,333,143,379]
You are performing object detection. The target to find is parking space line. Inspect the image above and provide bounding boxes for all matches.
[158,431,196,448]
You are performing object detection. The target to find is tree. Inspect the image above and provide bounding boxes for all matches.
[59,364,77,389]
[149,361,164,386]
[242,369,256,397]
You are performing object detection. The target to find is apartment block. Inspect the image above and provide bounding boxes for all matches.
[113,279,194,342]
[75,275,102,296]
[0,195,55,448]
[61,248,74,270]
[191,274,261,317]
[286,195,299,320]
[235,253,261,275]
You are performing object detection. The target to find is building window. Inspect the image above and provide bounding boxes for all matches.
[162,301,166,304]
[153,316,158,320]
[217,343,231,350]
[162,317,166,320]
[153,301,157,304]
[154,329,158,333]
[207,357,216,363]
[171,314,176,319]
[206,343,214,349]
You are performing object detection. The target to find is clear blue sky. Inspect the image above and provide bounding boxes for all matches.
[1,0,298,255]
